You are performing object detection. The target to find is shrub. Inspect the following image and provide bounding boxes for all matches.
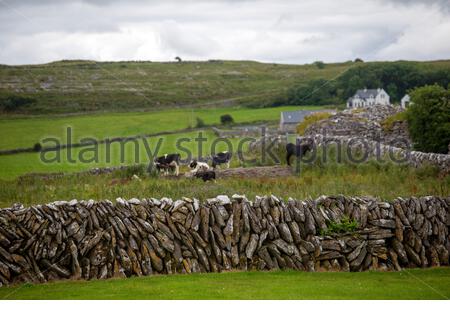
[195,117,206,128]
[0,95,36,112]
[406,85,450,153]
[33,143,42,152]
[220,114,234,125]
[313,61,325,69]
[381,111,407,131]
[296,112,331,135]
[321,216,358,236]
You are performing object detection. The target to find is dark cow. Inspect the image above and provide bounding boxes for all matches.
[194,170,216,182]
[211,151,232,169]
[154,153,181,176]
[286,142,313,166]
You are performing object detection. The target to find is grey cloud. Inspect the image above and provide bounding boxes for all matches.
[0,0,449,65]
[158,20,219,57]
[384,0,449,4]
[377,0,450,10]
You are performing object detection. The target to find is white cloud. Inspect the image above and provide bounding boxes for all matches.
[0,0,448,64]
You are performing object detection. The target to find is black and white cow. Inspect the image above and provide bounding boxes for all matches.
[189,160,210,174]
[211,151,232,169]
[194,170,216,182]
[154,153,181,176]
[286,142,313,166]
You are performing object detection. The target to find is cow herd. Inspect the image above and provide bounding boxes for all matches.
[153,151,232,181]
[153,141,313,181]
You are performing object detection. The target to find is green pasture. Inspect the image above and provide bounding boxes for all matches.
[0,105,323,150]
[1,268,449,299]
[0,129,250,180]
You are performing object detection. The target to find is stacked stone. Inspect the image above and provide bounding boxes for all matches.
[383,120,410,148]
[314,196,449,271]
[0,195,448,286]
[310,134,450,174]
[304,105,411,147]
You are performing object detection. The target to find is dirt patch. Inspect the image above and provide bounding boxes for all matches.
[216,165,293,178]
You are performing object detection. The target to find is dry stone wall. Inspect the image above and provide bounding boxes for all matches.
[0,194,449,286]
[310,134,450,174]
[304,105,411,148]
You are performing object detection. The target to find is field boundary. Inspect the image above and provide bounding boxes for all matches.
[0,119,278,156]
[0,194,448,286]
[0,127,200,156]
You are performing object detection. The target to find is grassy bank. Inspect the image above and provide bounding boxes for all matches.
[1,268,449,299]
[1,160,448,208]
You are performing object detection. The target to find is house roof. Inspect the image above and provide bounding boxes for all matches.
[354,89,381,99]
[280,110,315,124]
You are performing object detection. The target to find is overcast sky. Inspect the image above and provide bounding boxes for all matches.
[0,0,449,65]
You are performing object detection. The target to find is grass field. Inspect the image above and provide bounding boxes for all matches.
[0,129,247,179]
[0,60,350,114]
[0,104,329,179]
[0,105,323,150]
[1,268,449,299]
[1,159,448,208]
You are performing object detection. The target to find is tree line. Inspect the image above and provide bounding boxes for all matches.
[281,61,450,106]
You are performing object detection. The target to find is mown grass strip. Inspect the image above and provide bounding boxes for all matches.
[1,268,449,299]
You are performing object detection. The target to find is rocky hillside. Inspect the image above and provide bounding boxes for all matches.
[0,60,349,114]
[2,59,449,115]
[305,105,411,148]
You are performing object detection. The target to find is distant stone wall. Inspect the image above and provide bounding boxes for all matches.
[382,120,411,148]
[212,125,276,138]
[309,134,450,174]
[246,133,450,173]
[0,127,199,157]
[0,194,449,286]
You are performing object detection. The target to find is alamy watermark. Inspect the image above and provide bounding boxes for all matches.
[38,126,412,170]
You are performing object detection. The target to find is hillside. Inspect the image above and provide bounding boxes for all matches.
[1,59,449,115]
[0,60,349,114]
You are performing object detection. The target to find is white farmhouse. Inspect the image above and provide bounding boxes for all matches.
[401,94,411,108]
[346,88,390,108]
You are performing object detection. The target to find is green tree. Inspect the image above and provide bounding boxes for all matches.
[406,85,450,154]
[286,79,339,105]
[0,95,36,112]
[313,61,325,69]
[386,83,398,102]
